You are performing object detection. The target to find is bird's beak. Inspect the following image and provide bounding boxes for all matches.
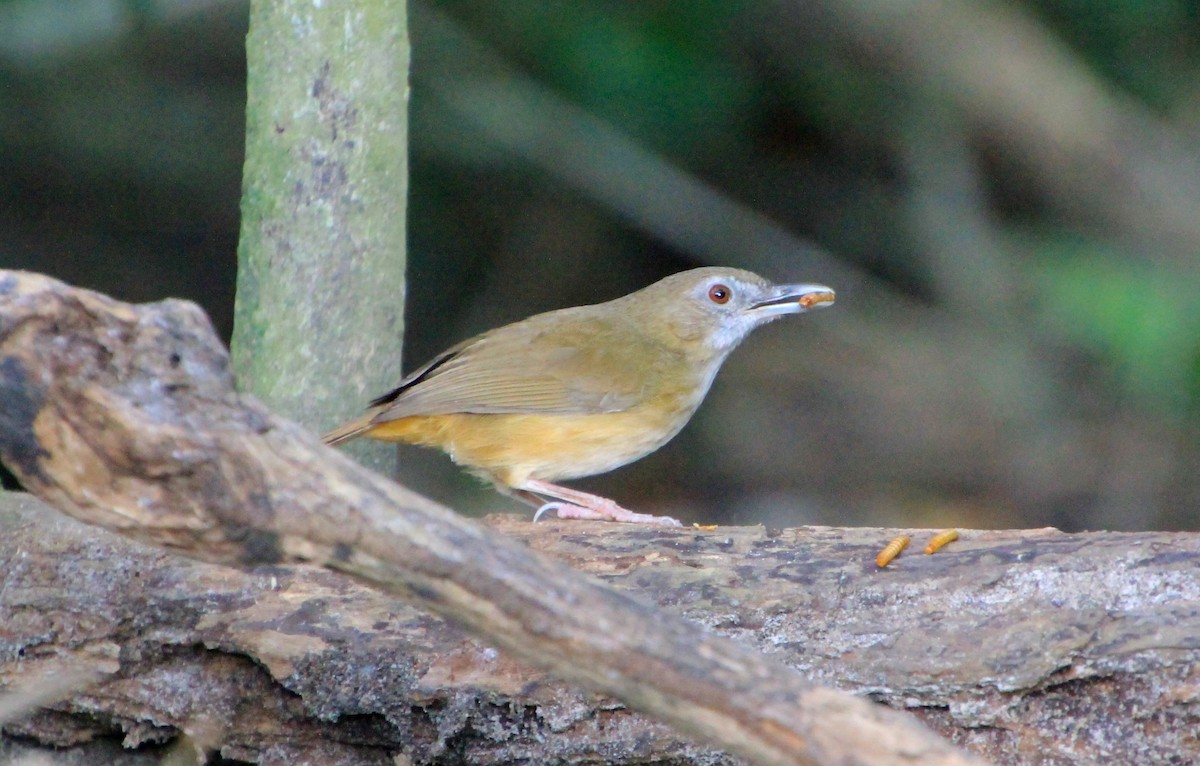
[750,284,836,316]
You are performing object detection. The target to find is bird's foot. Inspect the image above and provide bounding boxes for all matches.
[522,479,681,527]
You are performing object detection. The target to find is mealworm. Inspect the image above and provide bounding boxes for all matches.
[924,528,960,555]
[875,534,911,568]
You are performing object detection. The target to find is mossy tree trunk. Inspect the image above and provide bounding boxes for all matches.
[232,0,409,475]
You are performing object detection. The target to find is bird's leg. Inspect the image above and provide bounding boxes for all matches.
[515,480,682,527]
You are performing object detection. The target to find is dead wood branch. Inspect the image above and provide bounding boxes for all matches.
[0,270,981,765]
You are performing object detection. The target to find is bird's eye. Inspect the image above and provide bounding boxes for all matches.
[707,284,731,304]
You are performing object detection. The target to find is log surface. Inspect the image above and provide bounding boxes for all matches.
[3,492,1199,764]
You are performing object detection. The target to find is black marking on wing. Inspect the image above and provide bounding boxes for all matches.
[368,349,462,407]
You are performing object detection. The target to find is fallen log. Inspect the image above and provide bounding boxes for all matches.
[0,269,980,765]
[4,493,1200,765]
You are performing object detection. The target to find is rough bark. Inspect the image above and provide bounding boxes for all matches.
[0,272,979,766]
[3,492,1200,766]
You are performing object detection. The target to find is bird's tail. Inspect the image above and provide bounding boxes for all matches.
[321,413,378,446]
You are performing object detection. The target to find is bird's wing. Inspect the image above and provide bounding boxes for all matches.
[370,310,673,421]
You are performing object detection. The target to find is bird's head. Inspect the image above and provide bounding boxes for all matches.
[623,267,835,360]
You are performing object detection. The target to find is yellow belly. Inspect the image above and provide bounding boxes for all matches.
[363,405,693,488]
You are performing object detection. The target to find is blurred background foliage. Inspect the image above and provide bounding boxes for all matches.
[3,0,1200,532]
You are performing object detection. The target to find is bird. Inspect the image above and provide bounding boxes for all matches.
[323,267,835,526]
